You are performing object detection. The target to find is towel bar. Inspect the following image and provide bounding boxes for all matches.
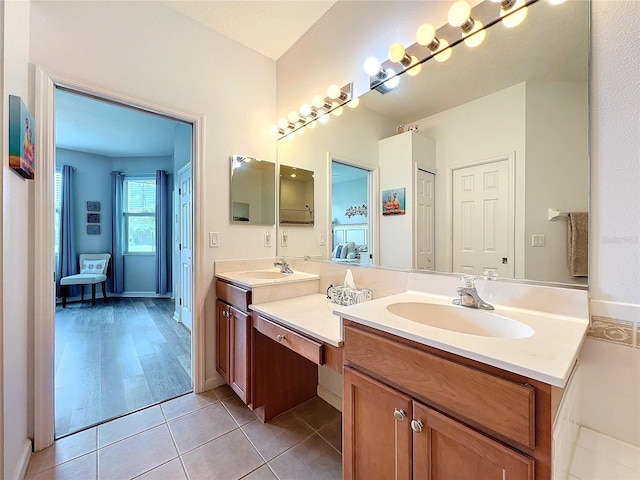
[548,208,569,221]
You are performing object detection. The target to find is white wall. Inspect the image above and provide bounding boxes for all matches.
[2,1,32,477]
[332,177,367,225]
[29,0,277,392]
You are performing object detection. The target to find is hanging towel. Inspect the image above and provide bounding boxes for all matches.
[567,212,588,277]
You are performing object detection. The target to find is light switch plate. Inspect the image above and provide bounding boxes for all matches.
[319,234,325,246]
[281,230,288,247]
[264,230,272,247]
[209,232,219,248]
[532,234,545,247]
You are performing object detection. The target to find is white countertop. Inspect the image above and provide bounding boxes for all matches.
[333,290,589,387]
[216,268,319,289]
[250,294,343,347]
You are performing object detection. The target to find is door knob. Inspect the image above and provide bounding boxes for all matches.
[276,334,286,342]
[393,408,406,422]
[411,419,424,433]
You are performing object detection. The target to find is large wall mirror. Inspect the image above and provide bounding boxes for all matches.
[230,154,276,225]
[276,0,589,285]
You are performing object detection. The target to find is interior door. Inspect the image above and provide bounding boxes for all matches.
[415,169,435,270]
[452,159,513,277]
[178,165,193,330]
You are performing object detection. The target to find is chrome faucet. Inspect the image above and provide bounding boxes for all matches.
[274,258,293,274]
[452,275,494,310]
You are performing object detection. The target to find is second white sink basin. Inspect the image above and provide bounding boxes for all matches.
[237,271,289,279]
[386,302,534,339]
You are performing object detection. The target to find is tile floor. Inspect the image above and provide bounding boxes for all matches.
[26,386,342,480]
[569,427,640,480]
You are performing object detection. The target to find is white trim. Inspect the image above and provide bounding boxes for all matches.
[11,439,32,480]
[589,299,640,324]
[205,376,226,392]
[33,66,205,449]
[317,384,342,412]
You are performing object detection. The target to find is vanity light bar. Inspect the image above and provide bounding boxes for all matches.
[274,83,354,140]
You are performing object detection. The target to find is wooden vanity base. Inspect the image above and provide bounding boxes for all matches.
[251,329,318,422]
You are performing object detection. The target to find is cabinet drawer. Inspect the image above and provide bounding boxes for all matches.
[216,279,250,312]
[255,315,323,365]
[344,325,535,449]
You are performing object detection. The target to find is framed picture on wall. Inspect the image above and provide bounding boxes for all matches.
[87,201,100,212]
[8,95,36,180]
[87,225,100,235]
[87,213,101,224]
[381,188,406,215]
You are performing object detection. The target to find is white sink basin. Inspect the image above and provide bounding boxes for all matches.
[236,271,289,280]
[386,302,534,339]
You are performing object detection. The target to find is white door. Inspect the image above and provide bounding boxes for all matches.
[178,165,193,330]
[452,159,513,277]
[415,169,435,270]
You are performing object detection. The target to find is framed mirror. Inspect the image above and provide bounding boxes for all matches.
[279,164,314,226]
[230,154,276,225]
[276,0,589,285]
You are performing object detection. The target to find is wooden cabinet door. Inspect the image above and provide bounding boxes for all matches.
[343,367,412,480]
[412,401,535,480]
[215,300,230,383]
[229,306,250,404]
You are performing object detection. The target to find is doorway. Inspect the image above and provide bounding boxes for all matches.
[330,161,373,265]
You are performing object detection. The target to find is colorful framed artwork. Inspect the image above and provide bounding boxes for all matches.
[87,201,101,212]
[87,225,101,235]
[382,188,406,215]
[8,95,36,180]
[87,213,101,224]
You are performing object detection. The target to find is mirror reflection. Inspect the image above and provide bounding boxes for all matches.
[276,0,589,285]
[279,164,314,226]
[230,154,276,225]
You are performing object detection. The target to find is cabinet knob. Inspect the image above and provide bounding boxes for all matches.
[411,419,424,433]
[393,408,406,422]
[276,334,286,342]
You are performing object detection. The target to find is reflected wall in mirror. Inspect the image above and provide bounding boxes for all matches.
[276,0,589,285]
[279,164,314,226]
[230,154,276,225]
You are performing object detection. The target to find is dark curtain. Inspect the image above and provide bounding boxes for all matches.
[56,165,78,297]
[110,171,125,293]
[155,170,171,294]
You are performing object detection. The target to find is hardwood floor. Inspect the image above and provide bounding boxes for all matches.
[55,297,192,438]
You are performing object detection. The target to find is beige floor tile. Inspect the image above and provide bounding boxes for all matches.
[168,402,237,454]
[26,427,97,476]
[160,390,218,421]
[318,415,342,453]
[25,452,96,480]
[242,464,278,479]
[213,384,236,400]
[222,395,258,426]
[242,412,314,462]
[269,433,342,480]
[135,458,187,479]
[182,429,264,480]
[98,424,178,480]
[98,405,165,447]
[292,396,341,431]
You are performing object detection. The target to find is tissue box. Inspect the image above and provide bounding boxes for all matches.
[328,286,372,306]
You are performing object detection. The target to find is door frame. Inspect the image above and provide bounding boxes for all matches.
[448,153,516,277]
[33,66,205,450]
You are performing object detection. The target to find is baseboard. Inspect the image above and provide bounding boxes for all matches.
[204,376,226,392]
[173,311,180,322]
[318,384,342,412]
[12,439,32,480]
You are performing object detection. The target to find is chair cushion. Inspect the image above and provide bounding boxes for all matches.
[60,273,107,285]
[80,259,106,275]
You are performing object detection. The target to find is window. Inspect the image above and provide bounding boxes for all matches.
[124,177,156,253]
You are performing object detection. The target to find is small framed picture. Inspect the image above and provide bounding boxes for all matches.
[87,213,100,224]
[87,225,100,235]
[382,188,406,216]
[87,201,100,212]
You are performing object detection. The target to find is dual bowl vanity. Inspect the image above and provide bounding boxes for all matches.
[214,259,588,480]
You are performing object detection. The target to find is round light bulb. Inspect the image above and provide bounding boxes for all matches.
[319,114,330,124]
[407,56,422,77]
[463,20,486,48]
[307,120,317,129]
[363,57,382,76]
[286,134,295,141]
[501,0,528,28]
[547,0,566,4]
[277,118,288,129]
[384,69,400,90]
[270,124,279,135]
[348,97,360,109]
[416,23,436,46]
[448,1,471,27]
[312,94,326,108]
[332,106,344,117]
[434,39,452,62]
[388,43,406,63]
[300,103,311,116]
[296,127,305,135]
[288,110,299,123]
[327,84,341,99]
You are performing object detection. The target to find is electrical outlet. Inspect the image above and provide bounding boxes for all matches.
[281,230,288,247]
[531,234,545,247]
[264,230,272,247]
[209,232,219,248]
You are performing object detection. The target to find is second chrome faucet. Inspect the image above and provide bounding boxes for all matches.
[452,275,494,310]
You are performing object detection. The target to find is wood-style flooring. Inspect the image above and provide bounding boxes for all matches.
[55,297,192,438]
